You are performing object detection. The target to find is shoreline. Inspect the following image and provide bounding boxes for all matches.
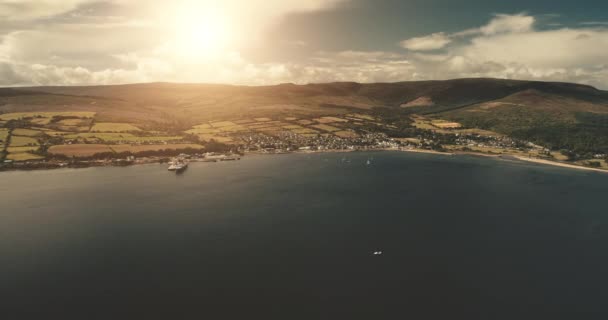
[239,148,608,174]
[1,148,606,174]
[511,155,608,173]
[396,148,454,156]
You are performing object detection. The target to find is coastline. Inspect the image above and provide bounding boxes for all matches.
[1,148,606,174]
[398,148,608,174]
[246,148,608,174]
[511,156,608,174]
[396,148,454,156]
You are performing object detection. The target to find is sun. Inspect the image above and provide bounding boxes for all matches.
[173,5,233,58]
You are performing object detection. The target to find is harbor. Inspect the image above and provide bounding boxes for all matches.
[167,153,242,173]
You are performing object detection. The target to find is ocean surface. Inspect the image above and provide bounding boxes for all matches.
[1,151,608,319]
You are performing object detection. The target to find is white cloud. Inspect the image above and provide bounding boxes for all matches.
[580,21,608,26]
[0,47,417,86]
[0,0,92,20]
[0,0,346,21]
[480,13,535,35]
[461,28,608,69]
[400,32,452,51]
[395,14,608,88]
[1,8,608,89]
[0,0,350,86]
[399,14,535,51]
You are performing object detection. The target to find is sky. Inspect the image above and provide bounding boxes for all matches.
[1,0,608,88]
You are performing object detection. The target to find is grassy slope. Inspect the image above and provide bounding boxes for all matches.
[26,78,608,112]
[441,89,608,153]
[3,78,608,153]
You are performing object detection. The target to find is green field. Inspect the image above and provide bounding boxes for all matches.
[45,131,71,136]
[334,130,359,138]
[57,118,89,126]
[219,125,247,132]
[56,126,90,132]
[196,135,234,144]
[347,114,375,121]
[291,128,319,134]
[210,121,237,128]
[48,144,113,157]
[10,136,39,147]
[49,143,204,157]
[233,119,255,124]
[282,125,304,130]
[65,132,182,142]
[311,124,341,132]
[0,128,8,142]
[0,112,96,121]
[110,144,204,154]
[12,128,44,137]
[314,116,349,124]
[6,152,44,161]
[7,146,40,153]
[411,117,437,130]
[192,123,212,129]
[91,123,141,132]
[297,120,314,125]
[186,128,221,134]
[30,118,52,125]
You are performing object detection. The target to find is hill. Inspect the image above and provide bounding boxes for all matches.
[24,78,608,114]
[2,78,608,154]
[440,88,608,154]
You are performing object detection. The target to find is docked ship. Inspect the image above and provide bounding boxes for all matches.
[168,159,188,172]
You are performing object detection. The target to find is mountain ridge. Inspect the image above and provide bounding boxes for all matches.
[3,78,608,134]
[14,78,607,112]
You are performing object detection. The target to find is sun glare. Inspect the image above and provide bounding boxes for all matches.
[173,4,233,58]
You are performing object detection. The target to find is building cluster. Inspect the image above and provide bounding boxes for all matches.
[238,131,400,153]
[231,125,546,155]
[452,134,530,150]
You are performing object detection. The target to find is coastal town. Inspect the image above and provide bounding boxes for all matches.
[1,110,607,172]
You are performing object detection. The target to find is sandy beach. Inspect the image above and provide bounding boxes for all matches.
[397,148,454,156]
[513,156,608,174]
[400,148,608,174]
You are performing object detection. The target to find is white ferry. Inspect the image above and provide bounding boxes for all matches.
[168,159,188,172]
